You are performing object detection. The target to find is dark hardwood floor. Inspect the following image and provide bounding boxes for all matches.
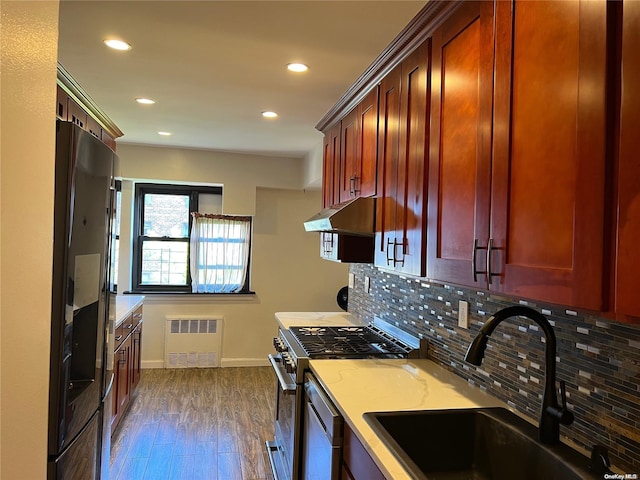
[110,367,276,480]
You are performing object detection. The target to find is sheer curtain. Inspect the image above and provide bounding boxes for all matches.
[190,213,251,293]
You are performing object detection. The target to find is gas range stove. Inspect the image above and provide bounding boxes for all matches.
[272,318,425,384]
[288,325,415,359]
[266,317,426,480]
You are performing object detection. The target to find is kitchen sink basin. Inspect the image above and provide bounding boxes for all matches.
[363,407,599,480]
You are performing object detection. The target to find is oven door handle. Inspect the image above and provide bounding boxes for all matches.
[268,354,297,395]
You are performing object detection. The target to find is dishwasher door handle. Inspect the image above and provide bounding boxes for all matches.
[268,354,297,395]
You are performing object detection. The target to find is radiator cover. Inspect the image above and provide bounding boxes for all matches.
[164,315,222,368]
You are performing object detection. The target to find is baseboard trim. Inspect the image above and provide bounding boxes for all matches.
[141,360,165,369]
[141,358,269,369]
[221,358,270,367]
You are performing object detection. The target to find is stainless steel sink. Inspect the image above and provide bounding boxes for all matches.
[363,407,599,480]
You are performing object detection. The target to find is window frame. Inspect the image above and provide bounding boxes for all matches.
[131,183,249,294]
[109,179,122,293]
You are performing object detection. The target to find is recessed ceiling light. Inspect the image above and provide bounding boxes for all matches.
[262,111,278,118]
[135,98,155,105]
[287,63,309,73]
[104,39,132,51]
[158,131,172,136]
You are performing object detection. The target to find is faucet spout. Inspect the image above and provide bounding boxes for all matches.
[464,305,574,444]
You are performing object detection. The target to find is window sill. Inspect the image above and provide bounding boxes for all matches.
[122,290,256,297]
[122,291,257,304]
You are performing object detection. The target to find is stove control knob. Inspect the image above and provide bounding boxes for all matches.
[273,337,288,352]
[281,352,296,373]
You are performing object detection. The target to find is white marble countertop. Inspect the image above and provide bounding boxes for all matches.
[274,311,366,329]
[112,295,145,327]
[309,359,508,480]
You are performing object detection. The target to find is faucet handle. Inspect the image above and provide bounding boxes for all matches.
[589,445,613,475]
[551,380,575,425]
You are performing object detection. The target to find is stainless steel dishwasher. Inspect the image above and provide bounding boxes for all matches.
[301,372,343,480]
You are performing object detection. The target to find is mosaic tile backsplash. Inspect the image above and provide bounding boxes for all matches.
[348,263,640,473]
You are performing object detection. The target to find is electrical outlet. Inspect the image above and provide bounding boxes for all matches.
[458,300,469,328]
[364,276,370,293]
[348,273,355,289]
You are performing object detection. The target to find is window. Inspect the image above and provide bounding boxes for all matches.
[109,180,122,292]
[132,184,251,293]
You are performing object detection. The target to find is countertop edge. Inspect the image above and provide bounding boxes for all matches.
[113,295,145,327]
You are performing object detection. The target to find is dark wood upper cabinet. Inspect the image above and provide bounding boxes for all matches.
[322,123,341,208]
[427,1,494,289]
[315,0,639,321]
[375,40,430,276]
[428,0,608,310]
[490,0,607,309]
[338,89,379,203]
[613,0,640,319]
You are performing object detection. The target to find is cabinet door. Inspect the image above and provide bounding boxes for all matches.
[374,64,402,270]
[130,322,143,392]
[342,424,385,480]
[357,88,379,198]
[339,91,379,203]
[490,0,607,309]
[614,0,640,318]
[339,108,359,202]
[112,338,130,429]
[322,123,341,208]
[427,1,494,287]
[394,41,430,277]
[375,41,430,276]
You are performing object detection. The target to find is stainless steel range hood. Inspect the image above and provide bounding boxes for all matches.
[304,197,375,236]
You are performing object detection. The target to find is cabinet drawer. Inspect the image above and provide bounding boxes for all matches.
[132,306,143,327]
[114,323,125,350]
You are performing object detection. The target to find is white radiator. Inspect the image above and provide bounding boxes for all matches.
[164,315,223,368]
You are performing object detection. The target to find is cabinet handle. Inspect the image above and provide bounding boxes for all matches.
[125,323,133,330]
[394,239,405,267]
[386,238,405,267]
[486,238,500,284]
[349,175,360,196]
[386,238,394,265]
[115,335,123,342]
[472,239,487,282]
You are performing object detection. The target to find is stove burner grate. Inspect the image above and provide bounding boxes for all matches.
[288,325,411,359]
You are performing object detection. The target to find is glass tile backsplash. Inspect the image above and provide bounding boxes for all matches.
[348,263,640,472]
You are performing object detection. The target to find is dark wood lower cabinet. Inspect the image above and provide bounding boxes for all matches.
[111,308,143,433]
[342,423,385,480]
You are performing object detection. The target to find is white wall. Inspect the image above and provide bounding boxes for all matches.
[116,143,304,215]
[115,144,349,367]
[303,139,323,189]
[0,1,59,478]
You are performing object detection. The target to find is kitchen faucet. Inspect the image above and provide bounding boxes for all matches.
[464,305,574,444]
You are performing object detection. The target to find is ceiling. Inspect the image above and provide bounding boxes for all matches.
[57,1,427,159]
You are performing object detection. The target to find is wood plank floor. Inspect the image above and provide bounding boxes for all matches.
[110,367,276,480]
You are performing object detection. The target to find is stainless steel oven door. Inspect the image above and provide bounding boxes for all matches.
[266,354,302,480]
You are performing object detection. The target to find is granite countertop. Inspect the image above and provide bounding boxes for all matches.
[113,295,145,327]
[309,358,508,480]
[274,311,366,329]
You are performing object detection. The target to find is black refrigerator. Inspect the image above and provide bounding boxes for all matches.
[48,121,117,480]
